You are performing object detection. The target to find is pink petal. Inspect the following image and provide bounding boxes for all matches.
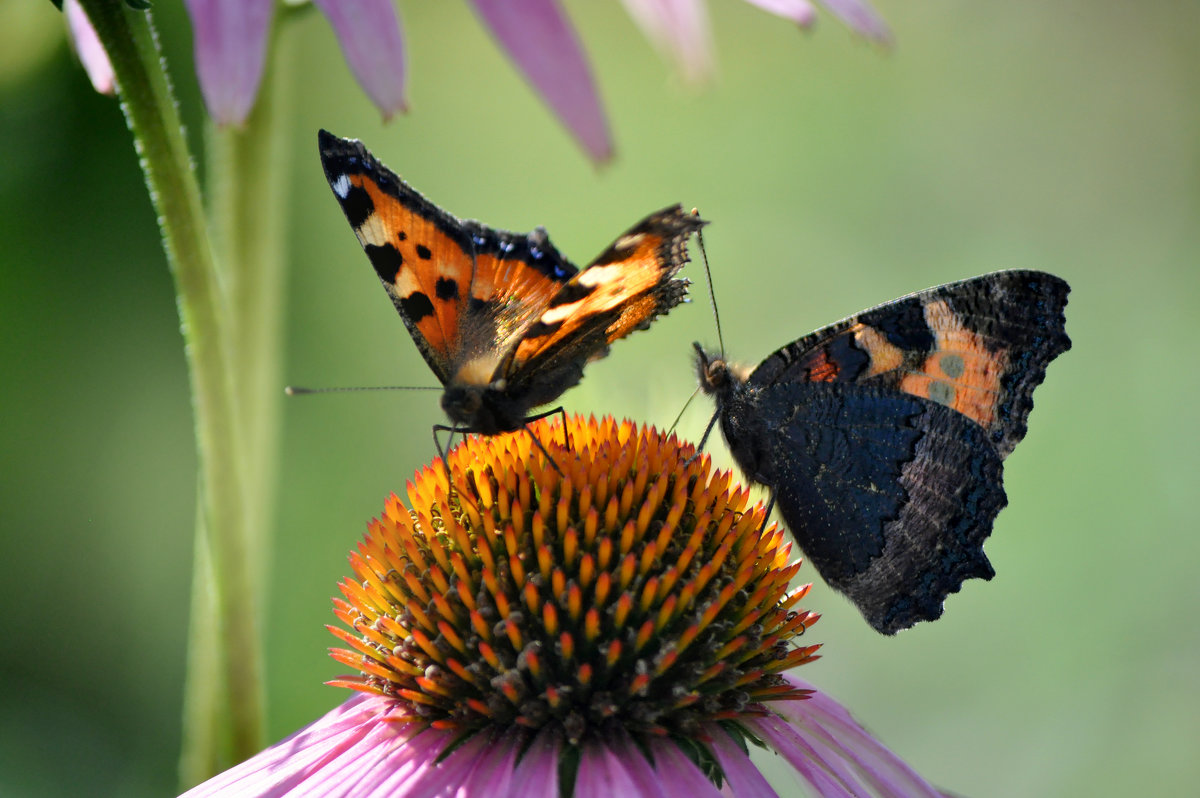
[746,676,944,798]
[604,733,671,798]
[741,0,819,28]
[819,0,892,42]
[178,695,441,796]
[705,725,779,798]
[468,0,612,163]
[750,714,865,798]
[312,0,408,120]
[509,728,565,798]
[783,682,943,796]
[620,0,714,84]
[644,737,727,797]
[64,0,115,95]
[575,736,644,798]
[184,0,274,126]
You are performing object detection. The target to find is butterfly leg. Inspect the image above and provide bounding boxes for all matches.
[431,424,459,485]
[757,491,777,537]
[554,407,572,450]
[433,424,488,517]
[683,409,722,466]
[517,406,571,450]
[432,424,461,468]
[520,417,566,476]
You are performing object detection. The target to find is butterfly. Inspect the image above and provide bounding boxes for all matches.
[319,130,704,438]
[695,271,1070,634]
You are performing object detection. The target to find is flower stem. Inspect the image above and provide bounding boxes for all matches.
[206,20,294,547]
[74,0,264,780]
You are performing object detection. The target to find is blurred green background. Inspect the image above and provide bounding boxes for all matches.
[2,2,1197,796]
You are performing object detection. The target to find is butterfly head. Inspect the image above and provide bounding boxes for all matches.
[441,381,518,435]
[693,341,750,400]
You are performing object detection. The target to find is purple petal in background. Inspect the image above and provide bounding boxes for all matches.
[469,0,612,163]
[620,0,714,84]
[820,0,892,42]
[742,0,818,28]
[313,0,408,120]
[64,0,115,95]
[184,0,274,126]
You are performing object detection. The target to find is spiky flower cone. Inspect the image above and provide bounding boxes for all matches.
[329,415,820,749]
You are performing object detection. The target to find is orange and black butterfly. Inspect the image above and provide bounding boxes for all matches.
[695,271,1070,634]
[318,130,704,437]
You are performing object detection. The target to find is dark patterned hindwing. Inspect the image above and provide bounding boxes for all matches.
[699,270,1070,634]
[747,271,1070,456]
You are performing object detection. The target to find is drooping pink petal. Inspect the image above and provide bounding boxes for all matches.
[178,695,442,796]
[429,730,520,798]
[468,0,612,163]
[706,725,780,798]
[819,0,892,42]
[741,0,818,28]
[746,677,945,798]
[575,735,645,798]
[64,0,115,95]
[312,0,408,120]
[750,714,865,798]
[184,0,274,126]
[619,0,714,84]
[645,737,727,797]
[508,727,562,798]
[603,733,672,798]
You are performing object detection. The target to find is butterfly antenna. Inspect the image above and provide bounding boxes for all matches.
[693,214,726,358]
[284,384,441,395]
[667,385,702,435]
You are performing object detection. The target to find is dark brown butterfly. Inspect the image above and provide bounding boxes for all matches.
[696,271,1070,634]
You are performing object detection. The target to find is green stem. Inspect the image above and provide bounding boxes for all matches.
[207,21,294,553]
[75,0,264,780]
[179,20,299,784]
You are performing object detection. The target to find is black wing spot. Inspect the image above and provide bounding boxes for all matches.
[399,291,435,323]
[416,244,433,260]
[864,298,936,352]
[365,243,404,283]
[548,282,595,308]
[341,185,375,230]
[397,231,407,241]
[524,320,563,340]
[435,277,460,301]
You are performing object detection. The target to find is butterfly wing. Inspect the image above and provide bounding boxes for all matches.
[723,381,1005,634]
[318,130,582,388]
[747,270,1071,456]
[723,270,1069,633]
[499,206,705,409]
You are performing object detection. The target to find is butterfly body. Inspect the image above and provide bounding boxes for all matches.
[696,270,1070,634]
[319,130,703,434]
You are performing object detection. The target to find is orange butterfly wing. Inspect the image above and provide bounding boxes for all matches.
[504,206,705,399]
[319,131,580,387]
[320,131,703,431]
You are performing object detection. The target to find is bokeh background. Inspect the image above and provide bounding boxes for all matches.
[3,2,1198,796]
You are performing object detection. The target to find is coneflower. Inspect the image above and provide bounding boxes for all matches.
[181,415,943,797]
